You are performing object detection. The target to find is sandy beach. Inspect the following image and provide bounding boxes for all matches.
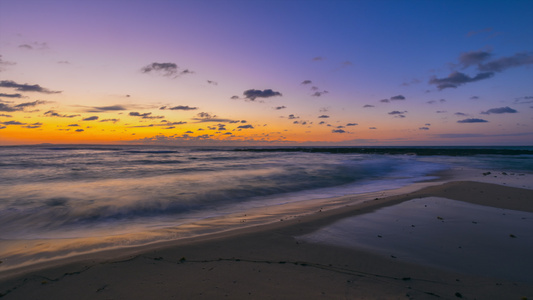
[1,171,533,299]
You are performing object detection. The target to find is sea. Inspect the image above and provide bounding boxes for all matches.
[0,145,532,270]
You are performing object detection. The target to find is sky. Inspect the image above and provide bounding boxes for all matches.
[1,0,532,146]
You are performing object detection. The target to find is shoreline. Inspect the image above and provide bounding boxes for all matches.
[2,173,533,298]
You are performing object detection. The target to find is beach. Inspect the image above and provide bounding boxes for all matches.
[1,172,533,299]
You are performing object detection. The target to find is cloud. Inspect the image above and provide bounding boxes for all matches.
[419,127,430,130]
[207,80,218,85]
[18,42,48,50]
[478,52,533,72]
[75,129,84,132]
[481,106,517,114]
[85,105,128,112]
[363,104,374,108]
[141,62,185,77]
[288,114,299,119]
[0,100,48,111]
[243,89,282,101]
[161,105,198,111]
[429,71,494,90]
[390,95,406,101]
[301,80,312,85]
[23,122,42,129]
[2,120,27,125]
[237,124,254,129]
[312,56,325,61]
[0,114,12,117]
[68,124,80,127]
[82,116,99,121]
[129,112,164,119]
[458,50,492,68]
[346,123,358,126]
[274,106,286,110]
[455,112,468,116]
[44,110,80,118]
[318,115,329,118]
[311,90,329,97]
[380,99,390,103]
[230,95,239,100]
[457,118,488,123]
[436,110,447,114]
[332,129,346,133]
[14,100,48,109]
[388,110,407,115]
[0,80,61,94]
[0,93,23,98]
[0,55,16,71]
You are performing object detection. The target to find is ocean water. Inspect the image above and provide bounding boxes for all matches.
[0,145,532,269]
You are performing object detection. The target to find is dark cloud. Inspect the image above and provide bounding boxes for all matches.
[23,122,42,129]
[129,112,164,119]
[0,100,48,111]
[429,71,494,90]
[363,104,375,108]
[436,110,447,113]
[274,106,286,110]
[318,115,329,118]
[230,95,239,100]
[457,118,488,123]
[301,80,312,85]
[455,112,468,116]
[207,80,218,85]
[237,124,254,129]
[459,50,492,68]
[0,80,61,94]
[75,129,84,132]
[160,105,198,111]
[243,89,282,101]
[2,120,27,125]
[196,112,213,119]
[332,129,346,133]
[380,99,390,103]
[419,127,430,130]
[478,52,533,72]
[470,96,480,100]
[100,119,119,123]
[346,123,358,126]
[0,93,23,98]
[141,62,181,77]
[44,110,79,118]
[0,114,12,117]
[82,116,99,121]
[14,100,48,109]
[288,114,299,119]
[68,124,80,127]
[481,106,517,114]
[390,95,406,101]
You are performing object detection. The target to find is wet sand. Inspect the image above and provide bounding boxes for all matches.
[1,175,533,299]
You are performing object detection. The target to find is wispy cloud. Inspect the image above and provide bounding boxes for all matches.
[129,112,164,119]
[0,80,61,94]
[160,105,198,111]
[478,52,533,72]
[141,62,193,77]
[82,116,99,121]
[429,71,494,90]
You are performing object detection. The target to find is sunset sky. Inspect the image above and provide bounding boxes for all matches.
[1,0,532,146]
